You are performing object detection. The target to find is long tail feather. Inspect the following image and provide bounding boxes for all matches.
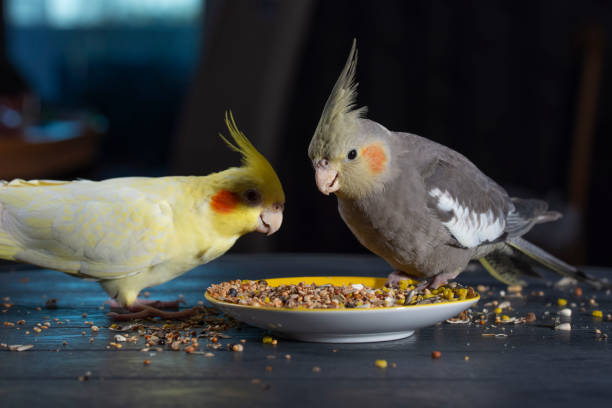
[508,237,609,289]
[479,244,541,286]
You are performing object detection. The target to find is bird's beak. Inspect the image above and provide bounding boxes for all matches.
[314,159,340,195]
[257,204,283,236]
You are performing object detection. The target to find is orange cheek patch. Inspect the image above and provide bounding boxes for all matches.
[210,190,239,213]
[361,143,387,174]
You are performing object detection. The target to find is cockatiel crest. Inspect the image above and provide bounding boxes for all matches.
[308,39,366,158]
[220,111,285,208]
[308,39,392,199]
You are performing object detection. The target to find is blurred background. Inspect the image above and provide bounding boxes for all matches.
[0,0,610,266]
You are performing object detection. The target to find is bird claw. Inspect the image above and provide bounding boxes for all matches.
[385,270,414,288]
[106,305,202,321]
[106,298,185,311]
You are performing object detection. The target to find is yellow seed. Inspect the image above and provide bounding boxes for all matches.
[557,298,567,307]
[494,307,502,314]
[502,315,510,321]
[375,359,388,369]
[592,310,603,318]
[464,355,470,361]
[398,280,409,290]
[262,336,274,344]
[264,297,270,303]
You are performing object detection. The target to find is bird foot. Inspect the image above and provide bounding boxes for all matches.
[106,305,201,321]
[415,274,453,291]
[106,298,185,311]
[385,270,414,288]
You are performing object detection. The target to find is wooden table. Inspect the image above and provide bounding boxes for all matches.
[1,254,611,407]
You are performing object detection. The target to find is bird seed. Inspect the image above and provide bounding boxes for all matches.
[207,279,477,309]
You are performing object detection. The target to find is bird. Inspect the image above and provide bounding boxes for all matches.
[0,112,285,319]
[308,40,605,290]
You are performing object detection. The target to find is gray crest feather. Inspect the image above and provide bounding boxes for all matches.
[308,39,367,159]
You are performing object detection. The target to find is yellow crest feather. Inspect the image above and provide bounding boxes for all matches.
[219,111,285,203]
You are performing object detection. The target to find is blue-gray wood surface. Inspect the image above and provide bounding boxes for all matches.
[1,254,611,408]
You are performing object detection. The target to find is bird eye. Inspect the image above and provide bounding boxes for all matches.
[347,149,357,160]
[244,189,261,205]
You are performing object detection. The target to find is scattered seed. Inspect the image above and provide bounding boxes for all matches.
[82,313,88,318]
[464,355,470,361]
[205,352,214,357]
[312,366,321,373]
[525,312,536,322]
[573,287,583,297]
[507,285,522,293]
[375,359,388,368]
[559,308,572,317]
[144,359,151,365]
[231,344,244,352]
[557,298,567,307]
[265,366,272,372]
[284,354,292,360]
[431,351,442,359]
[592,310,603,318]
[555,323,571,331]
[91,326,99,332]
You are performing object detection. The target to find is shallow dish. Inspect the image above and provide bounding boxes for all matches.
[205,276,479,343]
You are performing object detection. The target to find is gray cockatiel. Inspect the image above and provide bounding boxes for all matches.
[308,40,606,289]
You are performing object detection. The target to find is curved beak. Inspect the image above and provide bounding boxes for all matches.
[257,204,283,236]
[314,159,340,195]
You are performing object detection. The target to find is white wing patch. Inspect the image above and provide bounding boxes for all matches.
[429,188,505,248]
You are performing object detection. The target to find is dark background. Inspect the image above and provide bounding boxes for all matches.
[0,0,610,266]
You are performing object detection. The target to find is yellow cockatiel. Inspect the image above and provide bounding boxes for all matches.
[0,112,285,317]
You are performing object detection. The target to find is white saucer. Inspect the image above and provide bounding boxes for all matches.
[205,276,479,343]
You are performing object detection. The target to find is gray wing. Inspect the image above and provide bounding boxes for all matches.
[421,148,513,248]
